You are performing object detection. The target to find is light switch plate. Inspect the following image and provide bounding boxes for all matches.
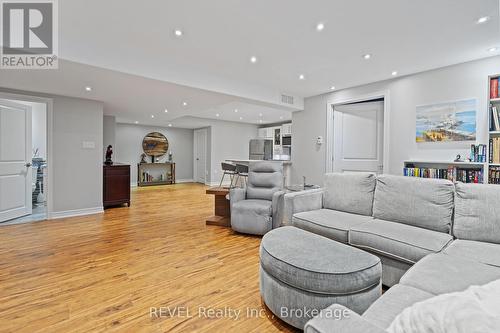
[82,141,95,149]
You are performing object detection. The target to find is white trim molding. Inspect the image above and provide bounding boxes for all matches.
[176,179,195,183]
[49,207,103,220]
[326,90,391,174]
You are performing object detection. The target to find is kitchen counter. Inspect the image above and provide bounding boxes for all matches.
[225,159,292,186]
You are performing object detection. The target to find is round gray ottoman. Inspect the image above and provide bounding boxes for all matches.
[259,226,382,329]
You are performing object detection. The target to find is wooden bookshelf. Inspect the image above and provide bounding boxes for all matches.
[137,162,176,187]
[404,160,485,184]
[488,74,500,184]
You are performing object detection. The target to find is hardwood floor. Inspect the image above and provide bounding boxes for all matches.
[0,183,296,333]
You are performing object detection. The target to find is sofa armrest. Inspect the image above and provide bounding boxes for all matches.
[282,188,324,226]
[229,188,246,208]
[272,190,286,229]
[304,304,386,333]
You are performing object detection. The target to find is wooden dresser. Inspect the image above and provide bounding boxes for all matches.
[103,164,130,208]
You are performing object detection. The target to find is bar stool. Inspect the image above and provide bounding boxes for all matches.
[219,162,237,188]
[235,164,249,187]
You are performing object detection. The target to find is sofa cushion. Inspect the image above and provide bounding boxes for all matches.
[444,240,500,268]
[260,226,381,295]
[323,172,376,216]
[349,219,453,264]
[246,161,283,201]
[362,284,433,329]
[373,175,454,233]
[454,182,500,244]
[400,253,500,295]
[292,209,373,243]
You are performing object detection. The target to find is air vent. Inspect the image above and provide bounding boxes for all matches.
[281,94,294,105]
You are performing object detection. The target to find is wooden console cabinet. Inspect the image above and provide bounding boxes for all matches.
[103,164,131,208]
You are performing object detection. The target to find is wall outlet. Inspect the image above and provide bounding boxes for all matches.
[82,141,95,149]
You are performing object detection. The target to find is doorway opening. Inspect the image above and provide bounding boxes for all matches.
[0,98,49,225]
[193,128,208,184]
[326,92,390,175]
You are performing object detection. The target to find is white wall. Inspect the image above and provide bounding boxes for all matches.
[114,123,194,184]
[52,96,104,213]
[204,120,258,184]
[103,115,116,158]
[292,56,500,185]
[31,102,47,159]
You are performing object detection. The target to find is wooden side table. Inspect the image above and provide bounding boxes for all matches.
[206,187,231,227]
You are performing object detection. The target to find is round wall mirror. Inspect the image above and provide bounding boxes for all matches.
[142,132,169,156]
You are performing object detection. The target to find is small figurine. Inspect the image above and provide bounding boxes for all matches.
[140,153,147,164]
[105,145,113,165]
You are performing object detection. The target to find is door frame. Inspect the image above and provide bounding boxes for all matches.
[326,90,391,174]
[0,91,54,220]
[193,128,208,184]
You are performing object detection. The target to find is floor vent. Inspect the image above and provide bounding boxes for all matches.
[281,94,294,105]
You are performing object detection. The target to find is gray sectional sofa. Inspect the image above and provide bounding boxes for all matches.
[281,173,500,332]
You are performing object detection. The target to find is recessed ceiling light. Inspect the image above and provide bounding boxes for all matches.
[363,54,371,60]
[316,22,325,31]
[134,121,139,124]
[234,109,238,113]
[250,56,257,63]
[259,113,263,117]
[85,86,92,92]
[174,29,183,37]
[168,124,172,127]
[216,113,220,117]
[239,116,243,120]
[151,115,155,118]
[299,74,305,80]
[164,108,168,113]
[391,71,398,76]
[259,119,263,123]
[182,102,188,106]
[488,47,498,52]
[477,16,490,24]
[330,86,336,90]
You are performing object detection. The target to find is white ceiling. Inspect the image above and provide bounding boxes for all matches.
[1,0,499,128]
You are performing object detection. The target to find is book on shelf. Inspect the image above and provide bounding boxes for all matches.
[491,105,500,131]
[490,137,500,164]
[490,167,500,184]
[491,77,499,99]
[470,144,487,163]
[403,166,483,184]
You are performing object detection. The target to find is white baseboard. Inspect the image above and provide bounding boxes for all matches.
[177,179,195,183]
[49,207,104,220]
[206,181,232,187]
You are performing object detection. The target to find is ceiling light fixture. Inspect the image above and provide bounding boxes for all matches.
[234,109,238,113]
[259,119,263,123]
[85,86,92,92]
[216,113,220,117]
[134,121,139,124]
[250,56,257,63]
[168,124,172,127]
[391,71,398,76]
[174,29,183,37]
[488,47,499,52]
[363,53,371,60]
[239,117,243,120]
[280,116,284,120]
[330,86,336,90]
[316,22,325,31]
[477,16,490,24]
[299,74,305,80]
[151,115,155,118]
[164,108,168,113]
[259,113,263,117]
[182,102,188,106]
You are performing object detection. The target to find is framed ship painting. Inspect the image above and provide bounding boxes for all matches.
[416,99,477,142]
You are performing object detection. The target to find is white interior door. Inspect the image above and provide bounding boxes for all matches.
[0,99,32,222]
[333,101,384,173]
[193,128,207,183]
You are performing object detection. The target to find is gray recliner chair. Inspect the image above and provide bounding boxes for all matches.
[229,161,284,235]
